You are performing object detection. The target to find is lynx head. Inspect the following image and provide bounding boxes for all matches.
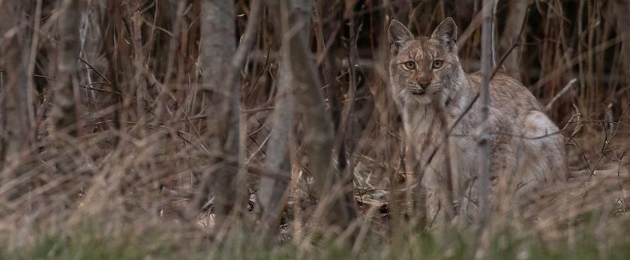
[388,18,462,106]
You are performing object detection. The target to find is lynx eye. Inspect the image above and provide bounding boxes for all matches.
[403,61,416,70]
[432,60,444,69]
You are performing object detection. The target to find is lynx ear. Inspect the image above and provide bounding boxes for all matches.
[388,20,414,55]
[431,17,458,52]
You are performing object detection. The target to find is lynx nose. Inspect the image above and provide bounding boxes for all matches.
[417,77,431,89]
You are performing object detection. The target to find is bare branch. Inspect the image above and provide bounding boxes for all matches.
[477,0,495,239]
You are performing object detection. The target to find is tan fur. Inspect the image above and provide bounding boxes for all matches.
[387,18,567,221]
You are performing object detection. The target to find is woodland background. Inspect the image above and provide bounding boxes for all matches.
[1,0,630,259]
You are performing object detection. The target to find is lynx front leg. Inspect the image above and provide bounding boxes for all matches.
[421,154,455,230]
[424,184,444,228]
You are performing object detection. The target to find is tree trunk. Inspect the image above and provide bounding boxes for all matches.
[50,0,81,175]
[233,0,298,240]
[476,0,495,257]
[198,0,242,228]
[275,0,356,230]
[52,0,80,135]
[615,0,630,88]
[498,0,530,80]
[0,1,31,170]
[255,58,295,240]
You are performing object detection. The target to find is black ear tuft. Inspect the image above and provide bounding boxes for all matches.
[431,17,458,52]
[388,19,414,55]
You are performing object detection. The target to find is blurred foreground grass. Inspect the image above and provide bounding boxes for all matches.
[2,216,630,260]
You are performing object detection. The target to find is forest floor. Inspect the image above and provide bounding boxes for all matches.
[1,128,629,260]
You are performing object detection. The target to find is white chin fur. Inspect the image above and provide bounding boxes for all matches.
[411,94,432,105]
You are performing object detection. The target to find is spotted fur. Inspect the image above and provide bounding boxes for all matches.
[387,18,567,221]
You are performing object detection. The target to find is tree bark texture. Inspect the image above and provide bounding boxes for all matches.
[498,0,530,80]
[255,60,295,240]
[200,0,242,227]
[615,0,630,88]
[478,0,494,229]
[52,0,81,135]
[0,1,31,169]
[276,0,355,229]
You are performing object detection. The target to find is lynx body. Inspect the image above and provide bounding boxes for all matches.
[387,18,567,220]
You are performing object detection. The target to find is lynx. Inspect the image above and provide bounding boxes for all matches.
[387,18,567,221]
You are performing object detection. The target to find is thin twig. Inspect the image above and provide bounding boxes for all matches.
[545,78,577,112]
